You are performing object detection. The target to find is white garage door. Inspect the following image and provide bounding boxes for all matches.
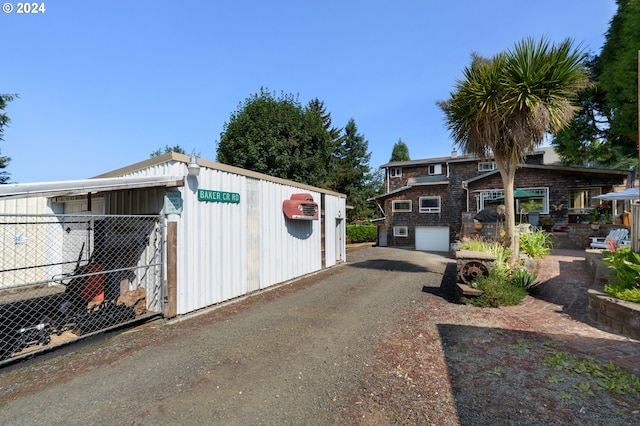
[415,226,450,252]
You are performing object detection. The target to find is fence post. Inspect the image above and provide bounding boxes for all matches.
[165,221,178,318]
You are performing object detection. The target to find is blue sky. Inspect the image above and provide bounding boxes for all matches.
[2,0,618,183]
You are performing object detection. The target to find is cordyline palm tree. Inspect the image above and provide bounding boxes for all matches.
[438,37,590,262]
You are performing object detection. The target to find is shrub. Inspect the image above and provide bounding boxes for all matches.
[459,237,492,252]
[519,229,552,259]
[510,268,538,291]
[463,269,529,308]
[458,236,537,307]
[346,224,377,244]
[459,238,511,270]
[602,246,640,303]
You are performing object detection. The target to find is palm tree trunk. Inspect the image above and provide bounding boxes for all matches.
[495,154,519,264]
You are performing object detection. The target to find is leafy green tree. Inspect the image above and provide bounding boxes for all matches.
[438,38,589,261]
[217,88,332,188]
[150,145,188,157]
[390,139,410,162]
[552,0,639,167]
[0,94,16,184]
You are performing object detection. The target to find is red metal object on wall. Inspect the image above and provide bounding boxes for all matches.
[283,193,319,220]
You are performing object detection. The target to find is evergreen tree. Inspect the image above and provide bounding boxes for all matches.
[552,0,639,167]
[307,98,343,188]
[390,139,410,162]
[333,119,374,221]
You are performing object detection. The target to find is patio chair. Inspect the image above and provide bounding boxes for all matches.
[589,228,629,249]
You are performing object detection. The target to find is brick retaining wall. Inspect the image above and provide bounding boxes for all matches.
[586,252,640,340]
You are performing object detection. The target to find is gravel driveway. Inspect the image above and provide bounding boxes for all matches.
[2,245,639,425]
[0,245,451,425]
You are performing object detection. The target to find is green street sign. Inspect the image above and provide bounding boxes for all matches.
[198,189,240,204]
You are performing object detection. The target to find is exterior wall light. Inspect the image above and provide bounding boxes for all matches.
[187,154,201,177]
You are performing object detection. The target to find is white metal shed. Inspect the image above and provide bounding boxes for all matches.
[0,153,347,317]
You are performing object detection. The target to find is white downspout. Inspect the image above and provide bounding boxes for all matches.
[385,167,389,193]
[462,181,469,212]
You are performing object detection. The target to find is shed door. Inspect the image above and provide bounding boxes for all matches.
[415,226,449,252]
[378,225,388,247]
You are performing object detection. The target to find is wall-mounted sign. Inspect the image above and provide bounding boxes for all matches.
[198,189,240,204]
[164,192,183,215]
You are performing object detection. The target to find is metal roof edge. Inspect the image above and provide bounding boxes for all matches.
[380,155,477,168]
[94,153,347,199]
[462,163,628,186]
[91,152,181,179]
[518,163,629,175]
[0,175,185,200]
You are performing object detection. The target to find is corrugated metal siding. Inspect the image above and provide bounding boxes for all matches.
[106,188,165,215]
[170,168,343,314]
[0,198,56,288]
[259,181,322,289]
[0,196,54,215]
[246,178,260,292]
[175,170,248,314]
[109,162,183,215]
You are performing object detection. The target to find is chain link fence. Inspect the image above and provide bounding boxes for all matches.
[0,214,164,362]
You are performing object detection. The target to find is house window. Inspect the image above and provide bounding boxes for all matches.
[428,164,442,175]
[478,188,549,213]
[478,161,497,171]
[393,226,408,237]
[389,167,402,177]
[569,188,602,214]
[419,196,441,213]
[392,200,412,212]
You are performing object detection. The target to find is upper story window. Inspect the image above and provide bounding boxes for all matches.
[389,167,402,178]
[392,200,412,212]
[419,196,441,213]
[428,164,443,175]
[478,161,497,172]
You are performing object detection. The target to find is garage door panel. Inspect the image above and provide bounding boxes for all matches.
[415,226,449,252]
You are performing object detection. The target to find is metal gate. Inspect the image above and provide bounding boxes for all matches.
[0,214,164,364]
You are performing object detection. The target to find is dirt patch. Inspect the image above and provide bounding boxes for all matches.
[343,299,640,425]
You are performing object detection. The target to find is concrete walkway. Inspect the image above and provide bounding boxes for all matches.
[504,248,640,375]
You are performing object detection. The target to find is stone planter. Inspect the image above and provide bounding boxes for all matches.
[454,250,496,302]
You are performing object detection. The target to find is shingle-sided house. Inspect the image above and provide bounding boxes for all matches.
[370,148,628,251]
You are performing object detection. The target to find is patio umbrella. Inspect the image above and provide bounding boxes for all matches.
[594,187,640,201]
